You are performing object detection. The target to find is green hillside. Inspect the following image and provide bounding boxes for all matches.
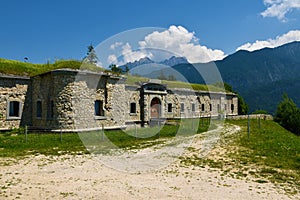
[0,58,104,77]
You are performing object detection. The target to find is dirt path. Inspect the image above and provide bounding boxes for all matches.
[0,123,298,200]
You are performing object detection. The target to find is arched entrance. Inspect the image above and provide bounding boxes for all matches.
[150,97,161,118]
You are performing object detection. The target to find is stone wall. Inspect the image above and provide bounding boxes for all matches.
[124,86,141,123]
[171,91,199,119]
[227,114,273,120]
[31,71,79,130]
[0,75,31,130]
[163,90,238,119]
[31,70,127,131]
[0,69,239,131]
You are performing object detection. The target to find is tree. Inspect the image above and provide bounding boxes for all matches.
[85,44,98,64]
[157,71,167,80]
[274,94,300,135]
[237,94,249,115]
[109,64,122,74]
[167,74,176,81]
[289,109,300,136]
[125,66,130,74]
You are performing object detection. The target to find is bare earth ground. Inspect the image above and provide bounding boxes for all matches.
[0,124,299,200]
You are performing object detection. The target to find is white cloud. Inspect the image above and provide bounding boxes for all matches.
[108,42,153,65]
[237,30,300,51]
[110,42,123,50]
[139,25,225,63]
[106,25,226,65]
[107,54,117,64]
[121,43,153,64]
[261,0,300,21]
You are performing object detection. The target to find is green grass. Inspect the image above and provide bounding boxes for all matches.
[0,58,103,77]
[0,119,211,157]
[79,118,211,154]
[228,119,300,171]
[0,131,88,157]
[125,74,228,92]
[124,74,149,85]
[162,80,227,92]
[226,119,300,193]
[179,119,300,194]
[79,125,180,153]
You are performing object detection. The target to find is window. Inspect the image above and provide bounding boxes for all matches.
[168,103,172,112]
[201,104,205,112]
[36,101,42,118]
[180,103,185,112]
[217,104,221,112]
[48,100,54,119]
[130,102,136,114]
[225,104,227,111]
[210,104,212,111]
[191,103,196,112]
[95,100,104,116]
[231,104,234,112]
[9,101,21,117]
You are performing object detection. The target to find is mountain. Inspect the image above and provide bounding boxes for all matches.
[140,41,300,114]
[216,41,300,113]
[119,56,189,72]
[119,57,154,71]
[159,56,188,66]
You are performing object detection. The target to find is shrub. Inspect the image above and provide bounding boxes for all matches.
[274,94,300,136]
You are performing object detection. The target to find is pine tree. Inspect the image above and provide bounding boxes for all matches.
[85,44,98,64]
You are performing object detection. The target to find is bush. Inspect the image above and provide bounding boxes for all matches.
[274,94,300,136]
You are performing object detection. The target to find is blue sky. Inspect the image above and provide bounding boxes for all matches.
[1,0,300,65]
